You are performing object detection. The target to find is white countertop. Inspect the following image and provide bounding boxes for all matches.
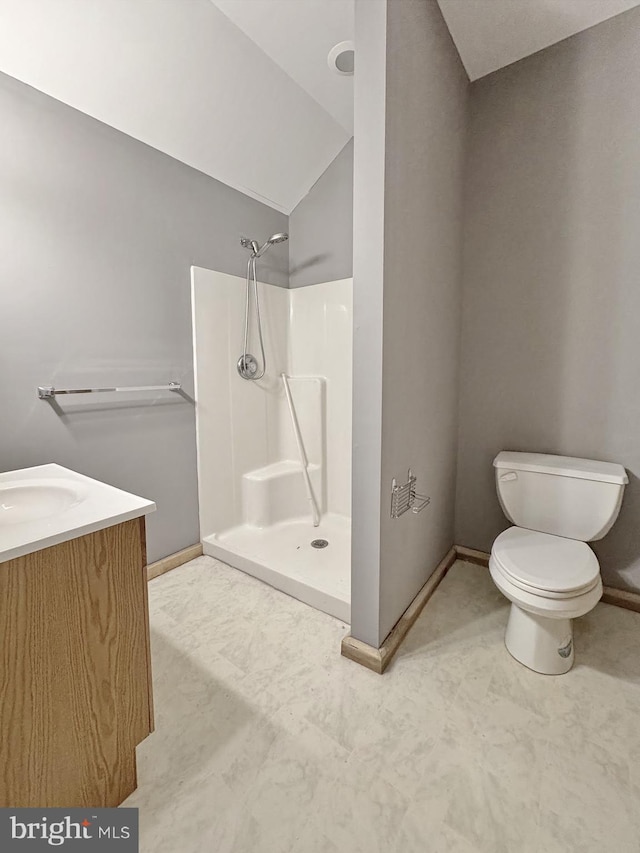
[0,464,156,564]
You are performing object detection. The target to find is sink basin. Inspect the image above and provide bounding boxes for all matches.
[0,463,156,563]
[0,479,85,526]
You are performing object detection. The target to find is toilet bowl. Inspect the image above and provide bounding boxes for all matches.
[490,451,627,675]
[490,527,602,674]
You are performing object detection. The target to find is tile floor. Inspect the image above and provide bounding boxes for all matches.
[124,557,640,852]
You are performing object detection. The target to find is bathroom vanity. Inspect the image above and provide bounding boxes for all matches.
[0,464,156,808]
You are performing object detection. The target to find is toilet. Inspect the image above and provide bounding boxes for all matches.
[490,451,628,675]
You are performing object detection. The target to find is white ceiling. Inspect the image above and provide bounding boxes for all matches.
[1,0,637,214]
[0,0,350,214]
[438,0,640,81]
[211,0,354,134]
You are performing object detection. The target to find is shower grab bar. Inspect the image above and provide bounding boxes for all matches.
[281,373,320,528]
[37,381,181,399]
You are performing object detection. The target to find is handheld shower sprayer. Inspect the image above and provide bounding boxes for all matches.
[237,232,289,380]
[253,232,289,259]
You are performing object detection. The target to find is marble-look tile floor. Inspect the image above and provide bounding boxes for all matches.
[124,557,640,852]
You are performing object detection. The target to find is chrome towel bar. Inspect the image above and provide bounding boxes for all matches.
[37,381,181,400]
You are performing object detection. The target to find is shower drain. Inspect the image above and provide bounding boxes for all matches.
[311,539,329,549]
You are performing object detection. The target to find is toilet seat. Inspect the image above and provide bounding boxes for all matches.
[491,527,600,599]
[489,556,602,620]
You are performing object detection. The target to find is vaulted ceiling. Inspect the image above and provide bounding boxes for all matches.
[0,0,638,214]
[438,0,640,80]
[210,0,354,135]
[0,0,352,214]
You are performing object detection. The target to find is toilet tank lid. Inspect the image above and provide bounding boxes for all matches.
[494,451,628,485]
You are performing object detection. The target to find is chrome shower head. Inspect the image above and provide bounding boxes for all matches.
[267,232,289,246]
[255,232,288,258]
[241,233,288,258]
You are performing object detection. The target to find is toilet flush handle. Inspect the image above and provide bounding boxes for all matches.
[499,471,518,482]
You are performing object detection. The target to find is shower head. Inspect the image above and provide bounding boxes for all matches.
[241,232,288,258]
[255,232,289,258]
[267,232,289,246]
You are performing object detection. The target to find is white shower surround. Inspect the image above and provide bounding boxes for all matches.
[191,267,352,620]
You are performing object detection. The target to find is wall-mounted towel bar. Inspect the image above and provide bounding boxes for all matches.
[37,381,181,400]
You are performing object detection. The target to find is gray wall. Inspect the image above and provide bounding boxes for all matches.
[350,0,388,647]
[378,0,468,642]
[351,0,468,647]
[0,71,288,563]
[289,138,353,288]
[456,7,640,592]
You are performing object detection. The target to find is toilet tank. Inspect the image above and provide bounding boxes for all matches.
[494,452,628,541]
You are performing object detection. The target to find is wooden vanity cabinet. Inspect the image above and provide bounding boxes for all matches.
[0,517,153,807]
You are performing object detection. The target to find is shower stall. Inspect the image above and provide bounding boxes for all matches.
[190,242,352,622]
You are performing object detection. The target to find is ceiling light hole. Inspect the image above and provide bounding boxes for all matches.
[328,41,354,76]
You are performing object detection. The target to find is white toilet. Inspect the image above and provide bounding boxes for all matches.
[490,451,628,675]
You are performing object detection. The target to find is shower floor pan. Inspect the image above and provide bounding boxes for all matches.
[202,513,350,623]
